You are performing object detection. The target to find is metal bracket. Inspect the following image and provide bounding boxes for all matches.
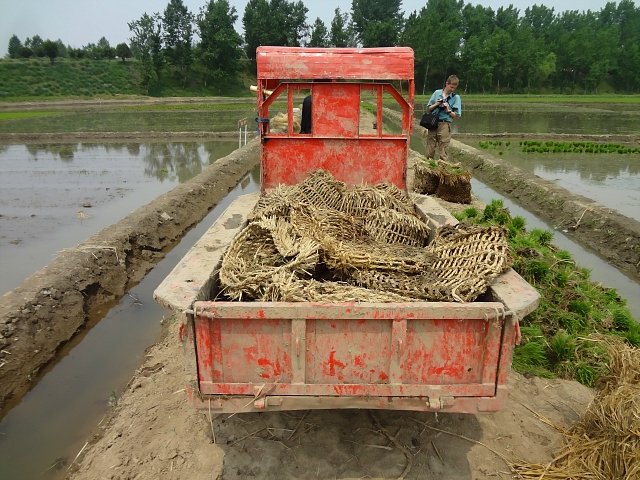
[426,396,455,410]
[254,396,283,409]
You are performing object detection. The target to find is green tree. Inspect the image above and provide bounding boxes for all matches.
[55,40,68,58]
[8,35,22,59]
[98,37,116,59]
[243,0,309,60]
[163,0,194,86]
[128,12,164,95]
[197,0,243,89]
[351,0,404,47]
[116,43,132,62]
[401,0,463,94]
[329,8,356,47]
[600,0,640,91]
[458,3,495,91]
[308,18,329,47]
[25,35,44,57]
[42,39,59,64]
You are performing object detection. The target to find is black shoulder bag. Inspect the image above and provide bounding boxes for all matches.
[420,93,456,130]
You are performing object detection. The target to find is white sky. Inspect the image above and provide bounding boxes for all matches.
[0,0,617,56]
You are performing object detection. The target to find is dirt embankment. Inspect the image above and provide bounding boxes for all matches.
[0,139,260,416]
[450,140,640,281]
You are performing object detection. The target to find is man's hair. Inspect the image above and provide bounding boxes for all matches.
[446,75,459,85]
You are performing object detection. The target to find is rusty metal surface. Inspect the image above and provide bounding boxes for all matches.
[261,137,408,189]
[191,302,506,400]
[256,47,415,81]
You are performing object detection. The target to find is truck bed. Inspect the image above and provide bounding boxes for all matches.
[155,192,539,413]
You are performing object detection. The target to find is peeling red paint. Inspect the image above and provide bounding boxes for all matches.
[258,357,282,377]
[324,350,346,377]
[244,345,258,362]
[354,355,365,367]
[378,371,389,382]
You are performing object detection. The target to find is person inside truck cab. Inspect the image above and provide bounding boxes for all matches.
[300,94,312,133]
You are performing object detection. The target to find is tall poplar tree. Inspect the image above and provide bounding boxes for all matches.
[163,0,194,86]
[351,0,404,47]
[243,0,308,59]
[308,18,329,47]
[197,0,243,88]
[330,8,356,47]
[128,13,164,94]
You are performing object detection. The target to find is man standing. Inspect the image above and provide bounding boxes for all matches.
[422,75,462,161]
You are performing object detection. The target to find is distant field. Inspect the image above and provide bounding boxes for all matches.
[417,94,640,104]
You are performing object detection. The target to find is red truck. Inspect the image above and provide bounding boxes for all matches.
[154,47,539,414]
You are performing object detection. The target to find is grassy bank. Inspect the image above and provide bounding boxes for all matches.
[0,58,254,101]
[0,58,141,99]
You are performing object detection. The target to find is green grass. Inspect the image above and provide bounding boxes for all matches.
[0,57,256,101]
[454,199,639,387]
[0,58,141,100]
[478,139,640,155]
[0,111,56,120]
[0,99,257,134]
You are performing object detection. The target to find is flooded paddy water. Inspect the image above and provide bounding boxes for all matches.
[461,139,640,221]
[0,140,239,294]
[0,99,639,478]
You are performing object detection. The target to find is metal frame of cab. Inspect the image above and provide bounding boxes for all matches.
[255,46,415,191]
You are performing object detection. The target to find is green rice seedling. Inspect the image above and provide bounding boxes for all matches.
[482,199,511,225]
[574,362,598,387]
[523,258,550,283]
[510,216,526,232]
[557,311,585,334]
[513,341,553,378]
[611,306,635,331]
[463,207,478,218]
[623,322,640,347]
[453,211,466,222]
[529,228,553,247]
[548,330,577,363]
[552,268,571,288]
[568,299,592,317]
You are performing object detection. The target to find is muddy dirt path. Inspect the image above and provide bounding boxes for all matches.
[67,315,592,480]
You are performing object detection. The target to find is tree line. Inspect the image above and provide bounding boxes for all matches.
[6,0,640,94]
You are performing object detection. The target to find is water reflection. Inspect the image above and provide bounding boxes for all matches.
[0,140,240,294]
[0,168,261,480]
[143,142,205,182]
[457,110,640,134]
[12,141,239,182]
[460,139,640,221]
[26,143,79,162]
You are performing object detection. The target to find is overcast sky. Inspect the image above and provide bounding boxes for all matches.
[1,0,616,56]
